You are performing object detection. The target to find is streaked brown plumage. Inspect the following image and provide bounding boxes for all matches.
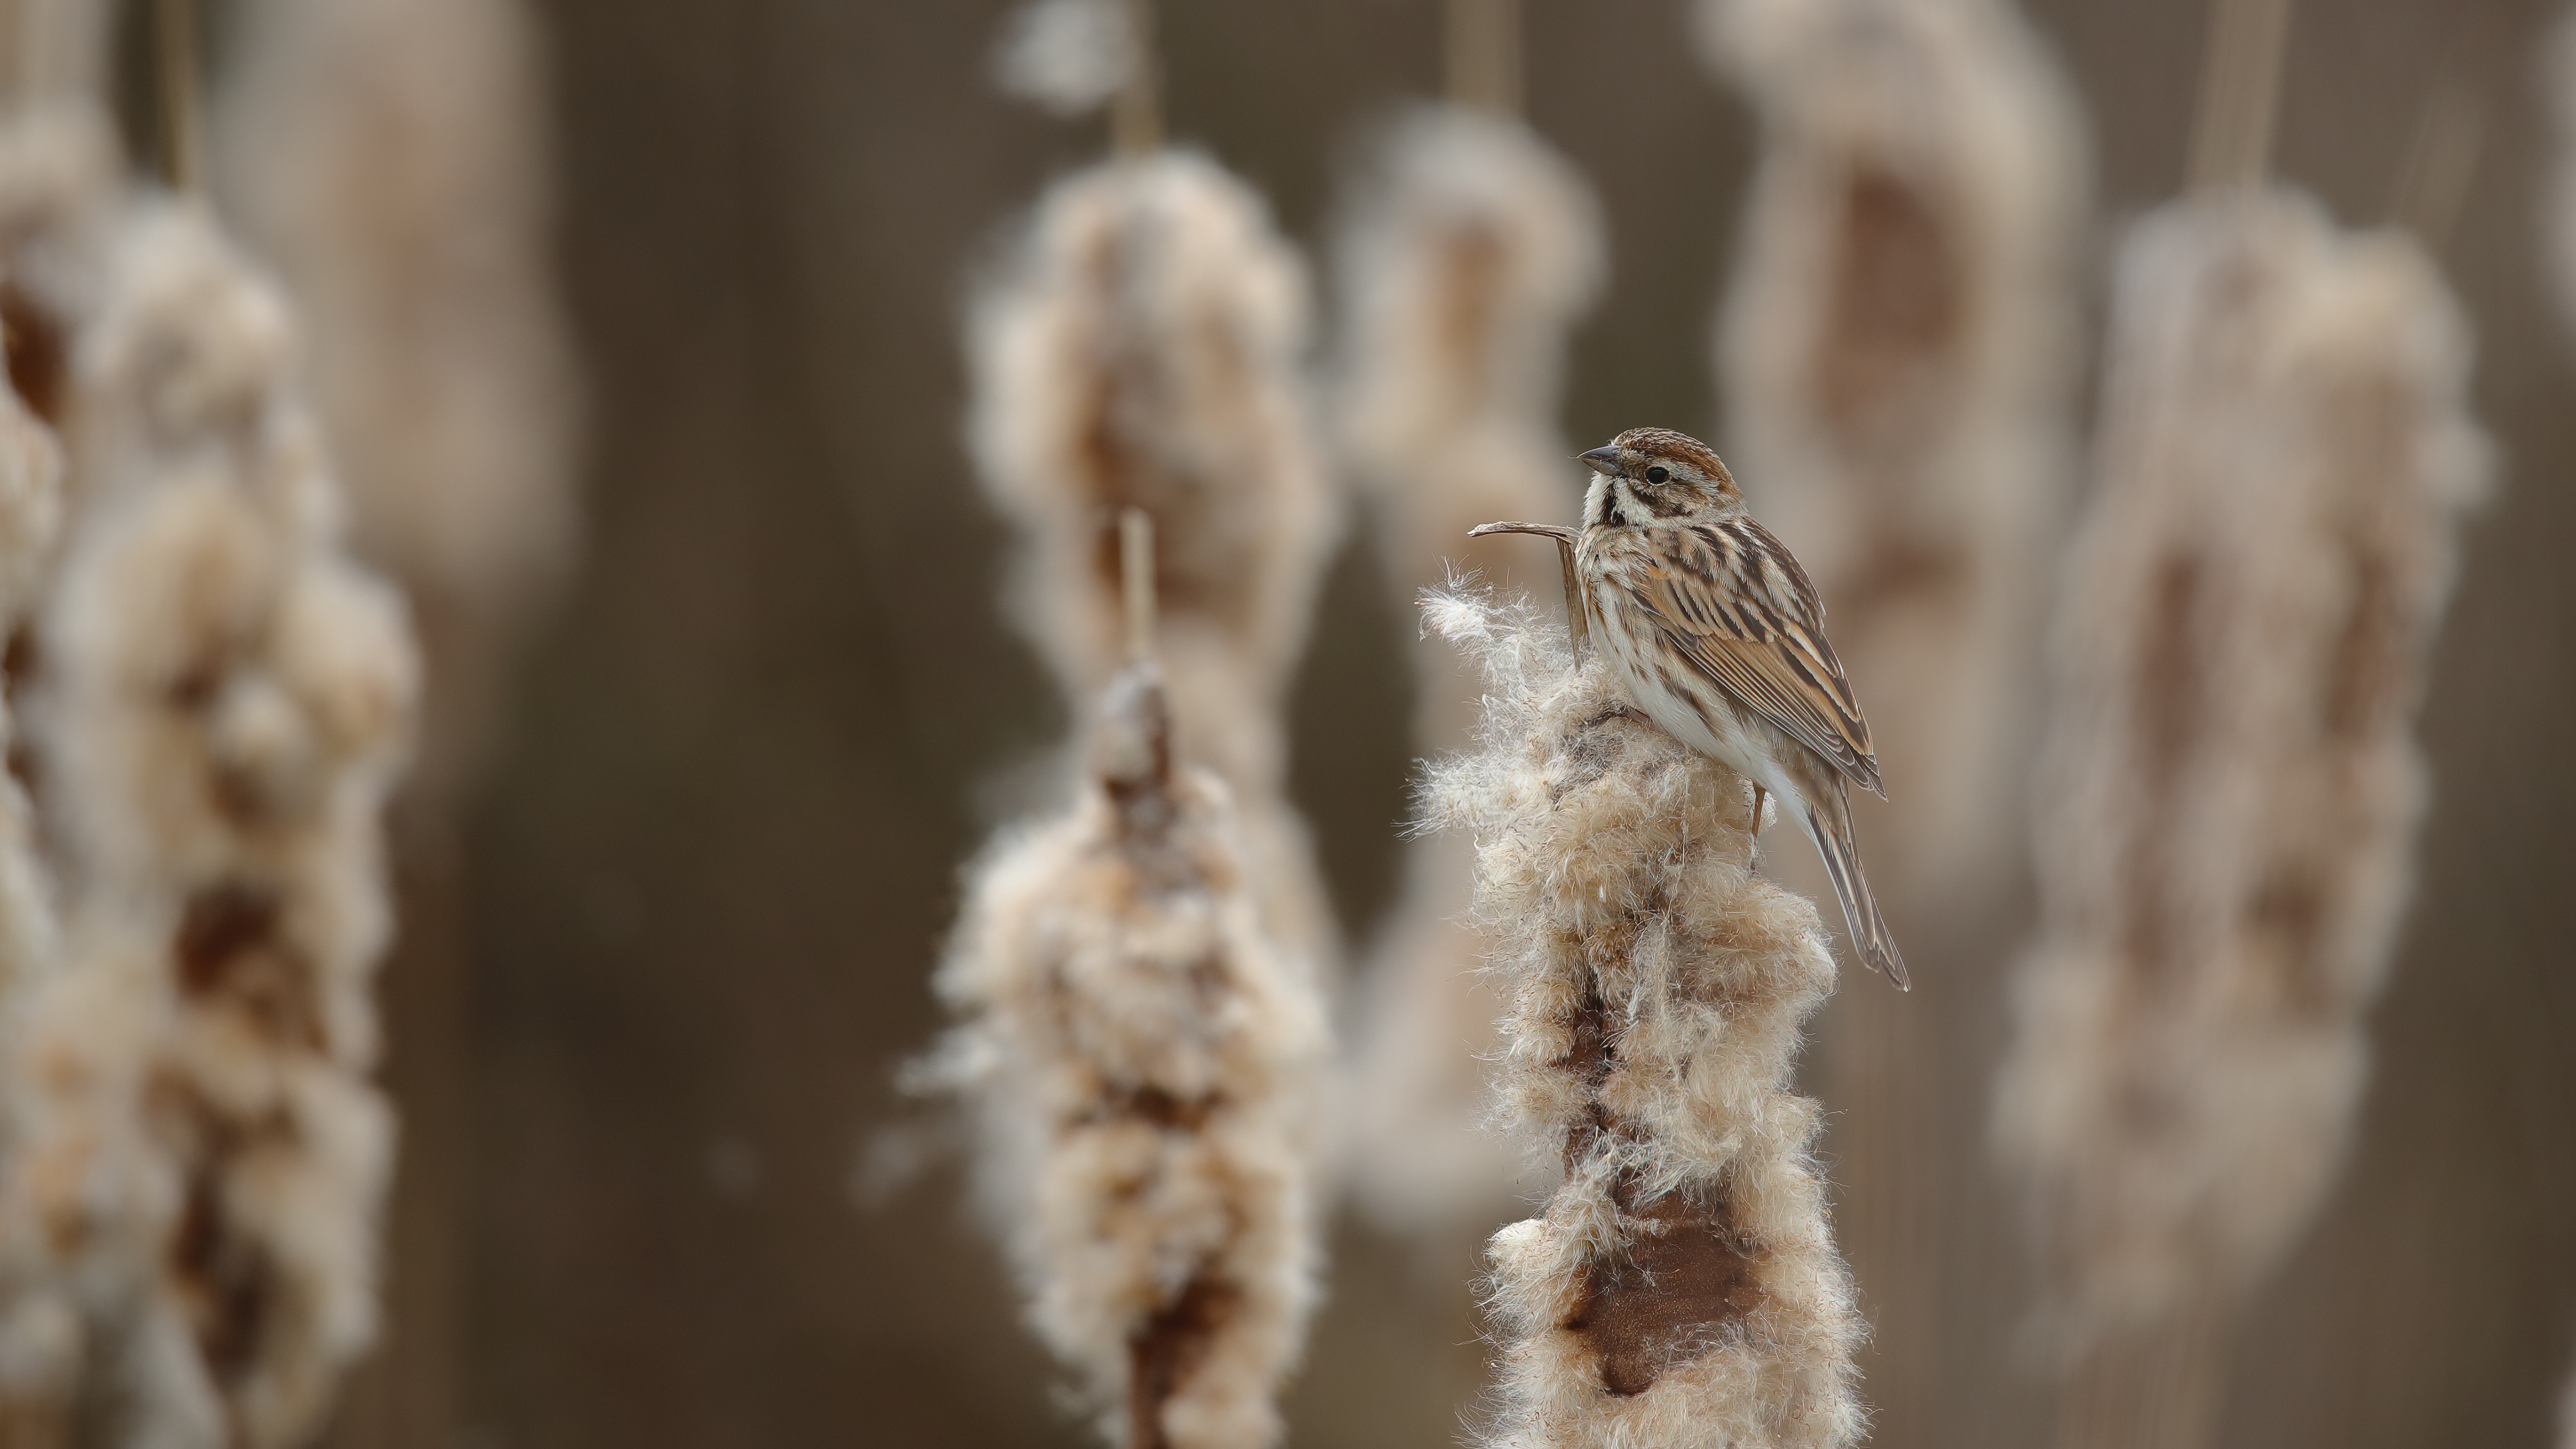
[1474,426,1907,987]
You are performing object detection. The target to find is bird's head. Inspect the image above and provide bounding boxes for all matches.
[1579,427,1742,526]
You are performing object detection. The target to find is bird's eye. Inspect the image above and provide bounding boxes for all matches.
[1644,466,1670,485]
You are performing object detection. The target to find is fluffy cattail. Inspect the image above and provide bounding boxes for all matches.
[0,197,418,1448]
[931,660,1326,1449]
[1697,0,2084,918]
[210,0,578,798]
[967,149,1340,963]
[1417,586,1861,1449]
[1992,190,2486,1443]
[1332,102,1603,1232]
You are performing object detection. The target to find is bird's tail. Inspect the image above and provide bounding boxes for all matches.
[1801,789,1909,990]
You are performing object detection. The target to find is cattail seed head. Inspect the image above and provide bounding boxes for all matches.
[968,148,1340,961]
[1419,586,1862,1449]
[1996,187,2487,1354]
[934,664,1326,1449]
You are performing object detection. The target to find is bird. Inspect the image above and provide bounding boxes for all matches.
[1472,426,1907,988]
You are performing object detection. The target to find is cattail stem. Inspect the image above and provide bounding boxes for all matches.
[1112,0,1161,156]
[153,0,201,197]
[1444,0,1519,117]
[1120,506,1155,662]
[2187,0,2294,192]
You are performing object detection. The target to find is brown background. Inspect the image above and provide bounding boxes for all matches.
[311,1,2576,1445]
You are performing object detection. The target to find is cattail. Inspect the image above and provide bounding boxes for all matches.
[967,147,1340,963]
[1417,586,1861,1449]
[930,652,1326,1449]
[1696,0,2084,919]
[209,0,578,798]
[1693,3,2084,1418]
[0,194,419,1448]
[1992,190,2486,1444]
[1332,99,1603,1233]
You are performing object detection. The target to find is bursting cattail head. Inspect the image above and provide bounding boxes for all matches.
[0,195,417,1449]
[934,661,1325,1449]
[1334,104,1601,567]
[968,148,1341,961]
[1418,584,1862,1448]
[970,149,1334,779]
[1997,187,2487,1351]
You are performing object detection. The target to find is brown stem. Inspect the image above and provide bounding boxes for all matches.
[1468,521,1589,658]
[1120,506,1156,663]
[1444,0,1519,118]
[2186,0,2294,193]
[1112,0,1161,157]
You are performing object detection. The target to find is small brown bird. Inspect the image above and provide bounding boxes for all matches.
[1474,427,1906,987]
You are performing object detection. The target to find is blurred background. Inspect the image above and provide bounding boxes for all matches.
[267,0,2576,1446]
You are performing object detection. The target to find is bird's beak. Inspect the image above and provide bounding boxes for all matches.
[1578,446,1623,476]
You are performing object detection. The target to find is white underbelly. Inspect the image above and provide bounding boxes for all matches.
[1594,604,1795,807]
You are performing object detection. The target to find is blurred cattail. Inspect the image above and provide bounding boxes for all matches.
[930,651,1326,1449]
[1417,586,1860,1449]
[1696,0,2084,920]
[210,0,579,800]
[1331,99,1602,1233]
[0,195,418,1447]
[967,148,1340,963]
[1993,189,2486,1445]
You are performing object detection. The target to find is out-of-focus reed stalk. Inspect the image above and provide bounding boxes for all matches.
[1331,9,1603,1232]
[1694,0,2084,1421]
[1418,586,1860,1449]
[1993,23,2488,1436]
[967,144,1340,965]
[210,0,578,802]
[930,514,1325,1449]
[0,46,421,1432]
[2548,9,2576,331]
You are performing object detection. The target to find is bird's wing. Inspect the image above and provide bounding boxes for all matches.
[1621,519,1882,796]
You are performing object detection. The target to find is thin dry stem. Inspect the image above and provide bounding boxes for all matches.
[2186,0,2294,193]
